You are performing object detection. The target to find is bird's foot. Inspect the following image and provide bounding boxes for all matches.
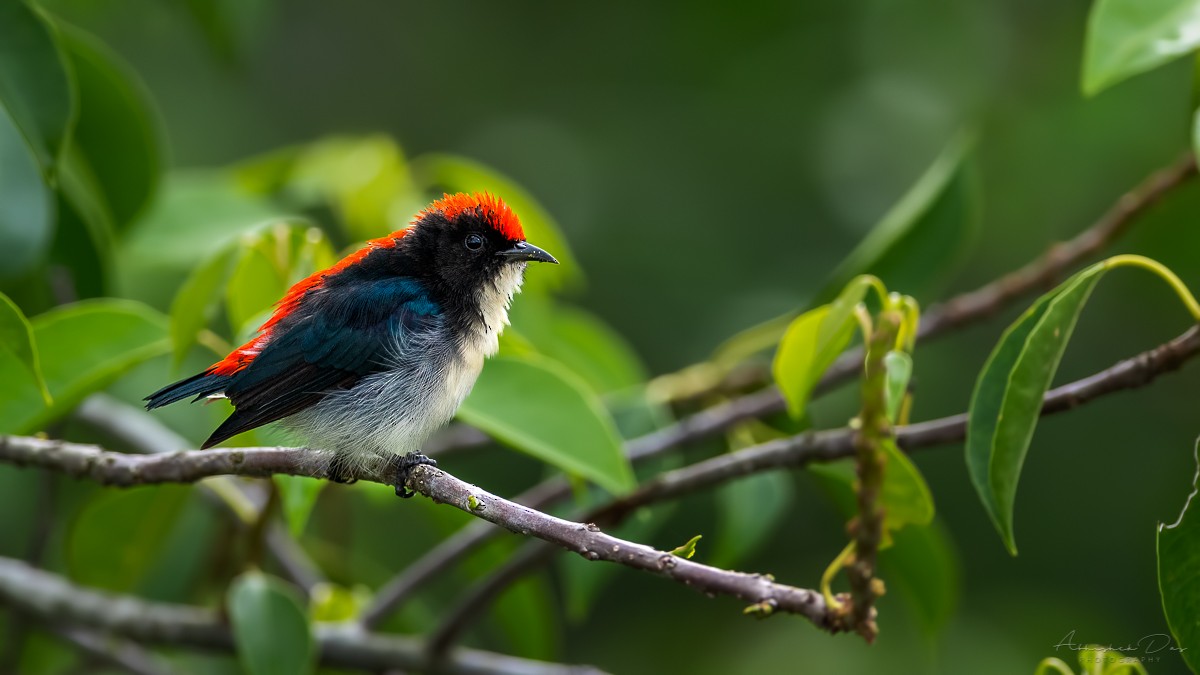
[325,451,358,484]
[391,452,438,498]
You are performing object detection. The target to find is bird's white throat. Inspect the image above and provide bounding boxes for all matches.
[471,263,525,358]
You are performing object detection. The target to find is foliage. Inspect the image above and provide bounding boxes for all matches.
[2,0,1200,672]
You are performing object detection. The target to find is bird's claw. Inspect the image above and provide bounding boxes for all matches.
[392,452,438,498]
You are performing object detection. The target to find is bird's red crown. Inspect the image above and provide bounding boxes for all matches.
[421,192,524,241]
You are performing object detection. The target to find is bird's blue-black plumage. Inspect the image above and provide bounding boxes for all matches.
[147,276,442,449]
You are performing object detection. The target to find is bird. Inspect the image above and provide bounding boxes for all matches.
[145,192,558,491]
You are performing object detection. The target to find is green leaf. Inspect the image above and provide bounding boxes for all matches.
[880,438,935,532]
[773,307,831,419]
[412,153,581,293]
[966,270,1102,555]
[58,26,161,230]
[773,275,879,419]
[507,298,646,393]
[170,244,235,367]
[227,571,315,675]
[0,101,55,280]
[0,0,73,171]
[1082,0,1200,96]
[68,485,189,591]
[712,471,794,568]
[669,534,702,559]
[274,474,324,538]
[817,131,978,306]
[0,299,169,434]
[225,235,287,333]
[1157,439,1200,673]
[0,291,50,404]
[883,350,913,423]
[457,353,634,494]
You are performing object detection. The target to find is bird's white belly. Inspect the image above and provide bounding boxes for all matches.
[284,343,479,467]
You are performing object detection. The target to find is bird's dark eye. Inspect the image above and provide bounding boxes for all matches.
[464,233,485,251]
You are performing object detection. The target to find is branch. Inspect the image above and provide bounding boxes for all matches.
[401,464,841,636]
[418,324,1200,644]
[0,556,603,675]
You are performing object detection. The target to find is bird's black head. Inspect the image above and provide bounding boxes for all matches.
[397,193,558,310]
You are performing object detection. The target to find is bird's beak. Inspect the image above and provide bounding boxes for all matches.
[496,241,559,264]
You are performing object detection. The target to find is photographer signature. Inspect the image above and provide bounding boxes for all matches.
[1054,630,1187,655]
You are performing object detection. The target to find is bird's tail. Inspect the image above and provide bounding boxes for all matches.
[144,371,233,410]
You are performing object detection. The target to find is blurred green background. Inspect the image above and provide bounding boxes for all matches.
[2,0,1199,673]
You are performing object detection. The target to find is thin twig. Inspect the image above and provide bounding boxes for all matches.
[0,556,604,675]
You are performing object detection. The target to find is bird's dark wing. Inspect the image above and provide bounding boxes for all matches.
[202,279,440,448]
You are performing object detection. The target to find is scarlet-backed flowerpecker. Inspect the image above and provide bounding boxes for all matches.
[146,193,557,488]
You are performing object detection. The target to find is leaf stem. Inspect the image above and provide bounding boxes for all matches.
[853,305,874,344]
[819,541,855,609]
[864,275,890,308]
[1103,254,1200,321]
